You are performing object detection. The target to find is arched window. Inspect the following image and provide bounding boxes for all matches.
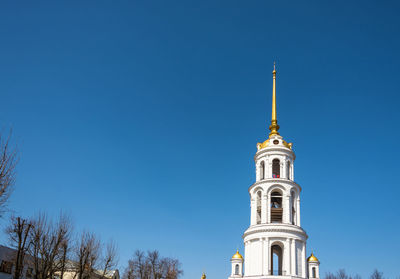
[235,264,239,275]
[312,267,316,278]
[286,161,291,180]
[256,191,262,224]
[271,244,283,275]
[272,159,280,178]
[270,191,282,223]
[260,161,265,180]
[291,191,296,225]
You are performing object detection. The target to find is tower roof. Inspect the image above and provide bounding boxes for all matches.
[307,252,319,262]
[232,250,243,259]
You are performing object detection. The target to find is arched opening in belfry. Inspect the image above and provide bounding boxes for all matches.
[272,159,280,178]
[286,161,291,179]
[256,191,262,224]
[291,191,296,225]
[312,267,316,278]
[270,190,283,223]
[271,244,283,275]
[235,264,239,275]
[260,161,265,180]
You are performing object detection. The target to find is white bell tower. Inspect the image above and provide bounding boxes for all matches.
[228,65,320,279]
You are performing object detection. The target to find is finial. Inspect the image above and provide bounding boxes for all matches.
[201,272,206,279]
[269,63,280,136]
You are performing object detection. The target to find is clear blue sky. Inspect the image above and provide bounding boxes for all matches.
[1,1,399,278]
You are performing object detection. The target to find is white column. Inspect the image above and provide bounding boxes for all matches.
[297,198,301,227]
[256,162,259,181]
[261,194,267,223]
[250,199,256,226]
[291,239,296,276]
[284,239,291,275]
[301,242,306,278]
[260,239,265,276]
[267,240,271,275]
[268,161,272,178]
[284,160,288,179]
[263,238,269,276]
[257,240,262,275]
[244,241,249,276]
[260,239,264,275]
[292,162,295,180]
[283,195,290,224]
[289,195,293,225]
[267,194,271,223]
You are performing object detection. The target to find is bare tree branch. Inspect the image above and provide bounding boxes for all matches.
[370,270,383,279]
[123,250,182,279]
[6,216,33,279]
[28,212,73,279]
[73,231,100,279]
[0,131,18,216]
[101,240,118,279]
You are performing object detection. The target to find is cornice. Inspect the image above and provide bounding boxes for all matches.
[248,179,302,193]
[242,224,308,239]
[254,147,296,160]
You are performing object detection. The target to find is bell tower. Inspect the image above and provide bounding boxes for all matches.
[228,65,319,279]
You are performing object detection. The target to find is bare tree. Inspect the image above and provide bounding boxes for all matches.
[123,250,182,279]
[324,272,337,279]
[337,269,349,279]
[100,240,119,279]
[28,212,72,279]
[147,251,160,279]
[6,216,33,279]
[74,231,101,279]
[0,132,18,216]
[124,250,149,279]
[163,258,182,279]
[59,238,70,279]
[370,270,383,279]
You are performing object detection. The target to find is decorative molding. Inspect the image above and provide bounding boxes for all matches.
[242,225,308,239]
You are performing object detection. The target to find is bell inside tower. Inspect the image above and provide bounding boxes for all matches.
[270,191,283,223]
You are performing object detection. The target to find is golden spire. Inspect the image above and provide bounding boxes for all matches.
[269,62,280,137]
[201,272,206,279]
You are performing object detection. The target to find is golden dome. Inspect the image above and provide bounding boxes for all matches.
[307,252,319,262]
[201,273,206,279]
[232,250,243,259]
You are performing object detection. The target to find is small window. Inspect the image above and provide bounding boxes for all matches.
[312,267,316,278]
[235,264,239,275]
[272,159,280,178]
[286,161,291,180]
